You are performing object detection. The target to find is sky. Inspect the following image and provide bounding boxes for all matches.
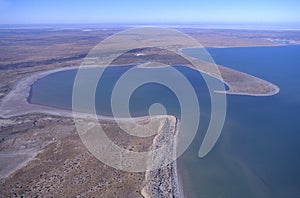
[0,0,299,24]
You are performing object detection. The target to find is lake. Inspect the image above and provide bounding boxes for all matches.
[29,45,300,197]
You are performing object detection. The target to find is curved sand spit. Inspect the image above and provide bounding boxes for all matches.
[0,59,279,197]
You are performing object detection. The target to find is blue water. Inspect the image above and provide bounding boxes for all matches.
[179,45,300,198]
[29,65,213,118]
[29,45,300,197]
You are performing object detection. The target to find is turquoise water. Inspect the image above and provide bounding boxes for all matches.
[29,45,300,197]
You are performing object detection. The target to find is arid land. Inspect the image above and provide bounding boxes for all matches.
[0,26,299,197]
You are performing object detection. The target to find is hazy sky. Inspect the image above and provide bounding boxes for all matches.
[0,0,299,24]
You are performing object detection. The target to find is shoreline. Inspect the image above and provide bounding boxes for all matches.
[0,65,185,197]
[0,150,39,179]
[0,60,279,119]
[178,48,280,96]
[0,46,281,197]
[141,117,184,198]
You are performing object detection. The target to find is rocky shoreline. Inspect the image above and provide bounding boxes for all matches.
[141,117,183,198]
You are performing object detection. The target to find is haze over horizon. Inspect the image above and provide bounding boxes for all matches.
[0,0,299,25]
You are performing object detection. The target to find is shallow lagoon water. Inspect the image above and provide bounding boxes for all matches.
[29,65,212,117]
[30,45,300,197]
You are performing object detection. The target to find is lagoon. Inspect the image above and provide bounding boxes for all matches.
[29,45,300,197]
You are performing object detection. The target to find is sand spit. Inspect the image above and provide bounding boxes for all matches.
[216,65,280,96]
[0,59,279,119]
[0,59,279,197]
[141,117,183,198]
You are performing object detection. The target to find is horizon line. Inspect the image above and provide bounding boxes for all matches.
[1,22,300,31]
